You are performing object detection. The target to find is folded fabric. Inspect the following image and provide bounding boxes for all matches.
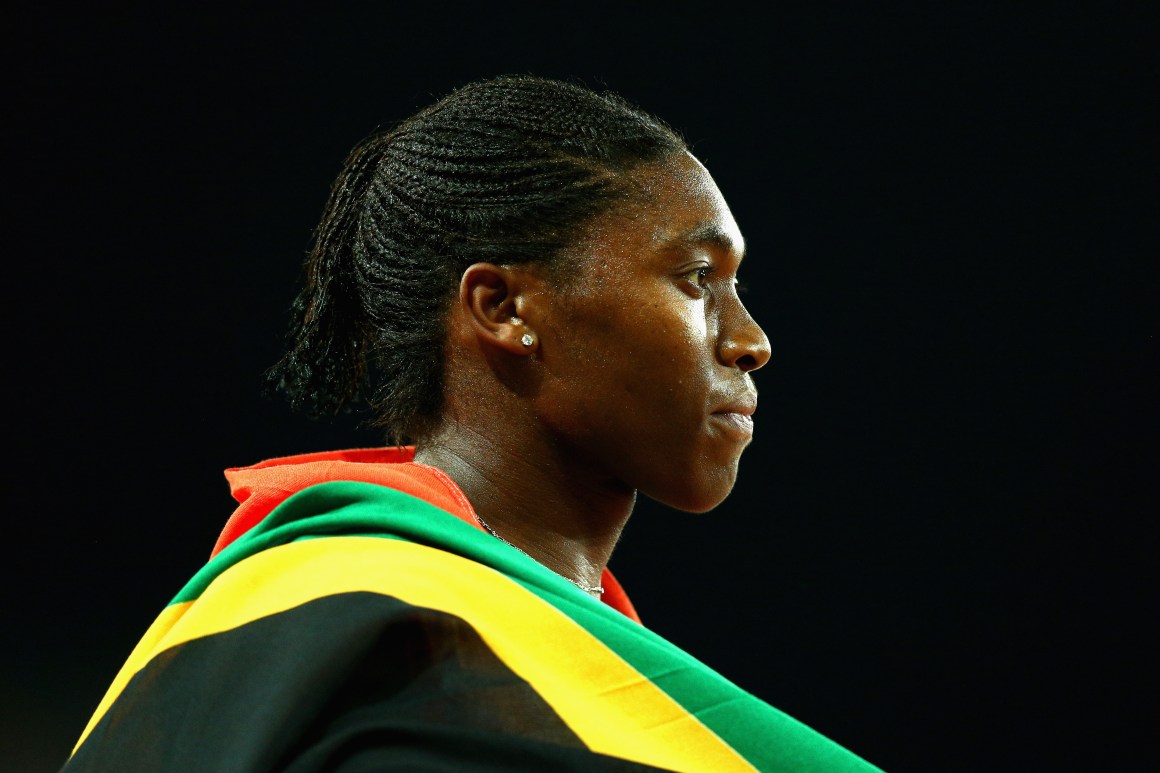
[64,449,882,772]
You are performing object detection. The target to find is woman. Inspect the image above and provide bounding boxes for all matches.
[64,75,881,771]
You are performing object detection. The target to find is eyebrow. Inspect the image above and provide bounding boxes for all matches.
[659,222,746,259]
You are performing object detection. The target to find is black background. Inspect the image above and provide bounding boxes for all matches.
[7,4,1156,771]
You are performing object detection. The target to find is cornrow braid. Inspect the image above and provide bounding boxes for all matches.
[267,75,688,444]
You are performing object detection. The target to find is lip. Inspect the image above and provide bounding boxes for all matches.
[711,391,758,418]
[710,411,755,437]
[709,394,757,438]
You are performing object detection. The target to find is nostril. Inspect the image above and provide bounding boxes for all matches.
[736,354,758,372]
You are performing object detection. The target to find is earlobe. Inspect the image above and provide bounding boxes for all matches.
[459,263,539,355]
[504,315,539,353]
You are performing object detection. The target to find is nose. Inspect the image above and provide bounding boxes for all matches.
[718,304,771,373]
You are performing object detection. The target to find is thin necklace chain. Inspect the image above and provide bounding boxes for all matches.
[475,514,605,595]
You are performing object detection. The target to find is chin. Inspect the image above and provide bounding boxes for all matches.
[672,498,728,514]
[646,464,739,513]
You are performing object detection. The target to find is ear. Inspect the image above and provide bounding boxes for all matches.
[458,263,541,354]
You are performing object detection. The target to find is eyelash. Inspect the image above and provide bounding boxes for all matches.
[683,267,747,295]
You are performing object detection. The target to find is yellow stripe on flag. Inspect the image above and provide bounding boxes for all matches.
[72,600,194,753]
[74,537,755,772]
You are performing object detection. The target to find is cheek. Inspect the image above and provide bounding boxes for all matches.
[614,303,718,444]
[611,301,706,401]
[687,298,708,340]
[540,297,746,510]
[541,291,714,438]
[625,293,708,352]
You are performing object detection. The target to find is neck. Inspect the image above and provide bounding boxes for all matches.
[414,424,635,596]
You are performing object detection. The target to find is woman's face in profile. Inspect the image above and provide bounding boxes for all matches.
[534,151,770,512]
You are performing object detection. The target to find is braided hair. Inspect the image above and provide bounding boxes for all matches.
[267,75,688,444]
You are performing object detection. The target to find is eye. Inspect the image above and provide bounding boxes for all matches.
[682,266,713,291]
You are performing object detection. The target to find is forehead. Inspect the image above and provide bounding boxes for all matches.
[578,152,745,265]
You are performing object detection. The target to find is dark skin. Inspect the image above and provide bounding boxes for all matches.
[415,151,771,595]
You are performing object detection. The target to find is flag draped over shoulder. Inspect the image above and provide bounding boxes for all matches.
[63,448,883,772]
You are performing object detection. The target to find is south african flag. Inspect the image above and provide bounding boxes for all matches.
[63,449,882,772]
